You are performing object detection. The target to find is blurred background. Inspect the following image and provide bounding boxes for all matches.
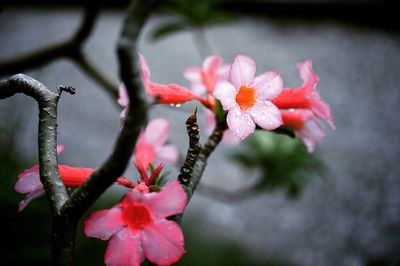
[0,0,399,265]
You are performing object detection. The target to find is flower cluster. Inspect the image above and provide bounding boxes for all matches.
[140,53,334,150]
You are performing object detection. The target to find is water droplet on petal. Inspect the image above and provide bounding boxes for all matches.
[264,100,272,106]
[289,108,295,112]
[246,119,252,126]
[251,111,257,117]
[175,104,182,108]
[235,110,241,116]
[170,104,175,107]
[235,128,240,134]
[269,121,274,125]
[261,113,266,120]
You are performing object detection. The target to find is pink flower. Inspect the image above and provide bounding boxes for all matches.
[213,54,283,140]
[139,53,213,109]
[273,59,335,129]
[118,83,129,120]
[15,165,136,211]
[184,55,230,96]
[134,118,178,170]
[205,109,240,145]
[282,110,325,152]
[15,165,94,211]
[84,180,186,266]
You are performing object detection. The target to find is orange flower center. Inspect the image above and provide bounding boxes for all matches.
[123,203,152,231]
[236,86,256,110]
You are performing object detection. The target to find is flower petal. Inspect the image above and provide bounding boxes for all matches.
[143,118,170,147]
[297,59,319,93]
[18,188,45,212]
[183,67,202,83]
[141,220,185,265]
[104,228,144,266]
[310,91,336,129]
[139,53,151,81]
[213,81,237,110]
[118,83,129,107]
[229,54,256,87]
[226,106,255,140]
[156,144,179,165]
[203,55,222,72]
[250,102,282,130]
[252,72,283,100]
[84,207,125,241]
[58,165,94,187]
[142,180,186,219]
[297,117,326,152]
[15,165,42,194]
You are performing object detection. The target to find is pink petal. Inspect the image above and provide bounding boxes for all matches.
[15,165,42,194]
[56,144,65,154]
[213,81,237,110]
[217,64,231,81]
[84,207,125,240]
[141,220,185,265]
[146,81,204,105]
[250,102,282,130]
[18,188,45,212]
[183,67,202,83]
[104,228,144,266]
[142,180,186,219]
[156,144,179,165]
[144,118,170,147]
[229,54,256,88]
[135,140,156,170]
[226,106,255,140]
[118,83,129,107]
[297,117,326,152]
[203,55,222,72]
[222,129,241,145]
[139,53,151,81]
[252,72,283,100]
[297,59,319,93]
[310,91,336,129]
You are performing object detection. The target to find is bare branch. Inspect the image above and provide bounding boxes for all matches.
[0,5,119,100]
[0,74,69,214]
[61,0,158,221]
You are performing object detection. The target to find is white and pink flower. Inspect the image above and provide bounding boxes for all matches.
[184,55,230,96]
[134,118,178,170]
[213,54,283,140]
[84,180,186,266]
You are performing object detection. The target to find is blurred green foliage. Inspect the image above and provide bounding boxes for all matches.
[230,130,325,198]
[151,0,232,41]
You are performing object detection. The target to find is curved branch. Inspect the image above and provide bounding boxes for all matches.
[0,6,98,77]
[0,5,119,100]
[0,74,69,214]
[61,0,158,221]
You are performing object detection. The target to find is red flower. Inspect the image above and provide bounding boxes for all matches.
[84,180,186,266]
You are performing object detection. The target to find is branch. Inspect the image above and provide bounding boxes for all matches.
[177,108,202,187]
[0,5,119,100]
[61,0,158,221]
[0,74,70,214]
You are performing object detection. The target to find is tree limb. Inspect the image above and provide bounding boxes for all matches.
[0,5,119,100]
[0,74,70,214]
[61,0,157,221]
